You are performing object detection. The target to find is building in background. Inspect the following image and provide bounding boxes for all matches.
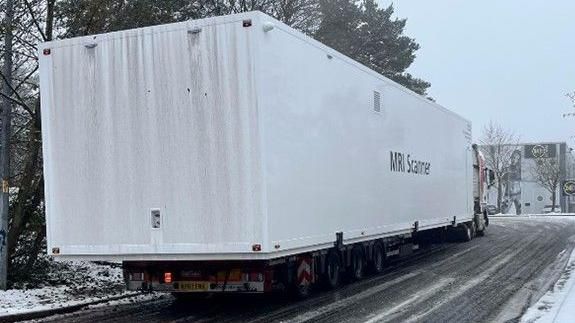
[483,142,575,214]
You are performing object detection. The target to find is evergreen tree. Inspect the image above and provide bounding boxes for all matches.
[56,0,206,37]
[314,0,362,55]
[315,0,430,95]
[56,0,318,37]
[56,0,429,95]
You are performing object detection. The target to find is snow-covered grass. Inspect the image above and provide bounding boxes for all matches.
[521,245,575,322]
[0,260,136,317]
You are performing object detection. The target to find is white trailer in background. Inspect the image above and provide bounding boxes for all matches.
[39,11,491,296]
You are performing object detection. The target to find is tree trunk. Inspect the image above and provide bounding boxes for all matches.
[6,133,42,280]
[46,0,55,42]
[551,191,556,212]
[7,0,54,279]
[496,178,503,211]
[0,0,15,291]
[6,107,41,261]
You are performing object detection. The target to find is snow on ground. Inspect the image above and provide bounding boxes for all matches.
[522,242,575,323]
[491,213,575,217]
[0,260,138,317]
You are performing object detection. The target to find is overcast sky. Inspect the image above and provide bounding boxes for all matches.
[378,0,575,143]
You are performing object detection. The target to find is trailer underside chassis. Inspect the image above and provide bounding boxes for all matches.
[123,238,416,295]
[130,280,266,293]
[124,216,487,296]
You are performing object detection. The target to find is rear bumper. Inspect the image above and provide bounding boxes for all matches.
[124,260,271,294]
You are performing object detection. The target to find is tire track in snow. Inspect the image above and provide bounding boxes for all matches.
[363,278,454,323]
[283,272,422,323]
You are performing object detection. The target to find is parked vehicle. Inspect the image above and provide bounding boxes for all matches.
[39,11,491,296]
[485,205,498,215]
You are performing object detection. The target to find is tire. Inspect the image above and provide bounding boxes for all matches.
[292,281,312,299]
[460,224,472,242]
[349,247,365,281]
[470,221,477,238]
[322,251,341,289]
[434,228,447,244]
[370,243,386,274]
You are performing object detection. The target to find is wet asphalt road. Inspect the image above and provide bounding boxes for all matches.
[38,217,575,323]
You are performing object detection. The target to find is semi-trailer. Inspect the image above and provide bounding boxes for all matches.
[39,11,492,296]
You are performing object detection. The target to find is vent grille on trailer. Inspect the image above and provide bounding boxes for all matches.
[373,91,381,113]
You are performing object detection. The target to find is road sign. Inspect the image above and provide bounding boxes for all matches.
[562,180,575,196]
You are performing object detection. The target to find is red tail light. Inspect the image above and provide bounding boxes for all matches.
[164,272,173,284]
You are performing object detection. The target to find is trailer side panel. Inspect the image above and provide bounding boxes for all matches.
[255,14,473,253]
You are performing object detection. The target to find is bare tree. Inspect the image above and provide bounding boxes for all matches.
[0,0,54,285]
[479,121,520,211]
[564,91,575,118]
[0,0,15,291]
[530,157,561,212]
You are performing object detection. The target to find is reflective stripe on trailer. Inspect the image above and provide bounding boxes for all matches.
[297,256,313,286]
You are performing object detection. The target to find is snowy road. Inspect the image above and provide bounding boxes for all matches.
[38,217,575,323]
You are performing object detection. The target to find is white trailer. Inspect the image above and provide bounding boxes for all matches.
[39,11,489,295]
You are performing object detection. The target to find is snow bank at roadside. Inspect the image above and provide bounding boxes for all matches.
[491,214,575,218]
[521,246,575,323]
[0,261,135,317]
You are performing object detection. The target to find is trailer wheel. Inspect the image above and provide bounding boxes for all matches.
[349,247,365,281]
[370,243,386,274]
[322,251,341,289]
[292,281,312,299]
[437,227,448,243]
[460,224,472,242]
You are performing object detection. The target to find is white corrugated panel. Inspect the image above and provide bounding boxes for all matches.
[40,13,265,258]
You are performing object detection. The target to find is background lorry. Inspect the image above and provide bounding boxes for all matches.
[39,11,491,296]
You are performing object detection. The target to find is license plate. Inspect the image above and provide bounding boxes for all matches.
[178,281,209,291]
